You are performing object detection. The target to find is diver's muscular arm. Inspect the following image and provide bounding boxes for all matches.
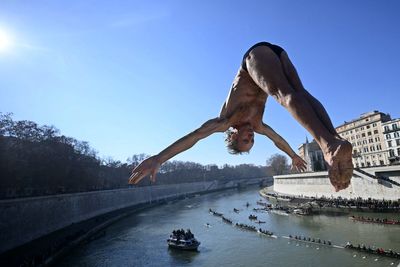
[158,117,229,163]
[129,117,229,184]
[255,122,296,158]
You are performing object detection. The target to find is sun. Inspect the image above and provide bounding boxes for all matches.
[0,29,12,52]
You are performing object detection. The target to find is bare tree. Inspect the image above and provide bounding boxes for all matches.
[266,154,289,175]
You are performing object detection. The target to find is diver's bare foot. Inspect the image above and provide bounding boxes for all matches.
[324,139,353,191]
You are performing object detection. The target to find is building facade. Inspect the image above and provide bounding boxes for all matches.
[298,138,327,172]
[382,118,400,164]
[335,111,392,168]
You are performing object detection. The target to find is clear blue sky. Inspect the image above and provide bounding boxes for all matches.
[0,1,399,166]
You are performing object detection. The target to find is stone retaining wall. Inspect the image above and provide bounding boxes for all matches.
[273,168,400,200]
[0,178,268,254]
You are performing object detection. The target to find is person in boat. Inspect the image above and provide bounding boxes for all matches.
[128,42,353,192]
[187,229,194,239]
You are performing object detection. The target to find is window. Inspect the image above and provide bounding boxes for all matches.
[370,146,375,151]
[395,132,400,138]
[363,147,369,152]
[372,123,377,127]
[375,137,380,142]
[367,132,372,136]
[397,139,400,146]
[398,148,400,156]
[393,124,398,130]
[388,141,392,147]
[386,134,391,139]
[389,149,395,157]
[366,125,370,129]
[362,133,366,137]
[379,160,384,165]
[384,126,389,132]
[374,130,378,134]
[368,138,373,143]
[377,144,382,150]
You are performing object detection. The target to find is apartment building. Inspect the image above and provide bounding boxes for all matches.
[382,118,400,164]
[335,111,392,167]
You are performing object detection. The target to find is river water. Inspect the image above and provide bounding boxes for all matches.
[59,187,400,267]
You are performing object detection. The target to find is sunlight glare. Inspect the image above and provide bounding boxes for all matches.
[0,28,12,52]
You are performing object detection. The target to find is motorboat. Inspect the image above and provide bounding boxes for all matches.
[167,237,201,251]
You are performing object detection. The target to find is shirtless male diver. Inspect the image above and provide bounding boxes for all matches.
[129,42,353,192]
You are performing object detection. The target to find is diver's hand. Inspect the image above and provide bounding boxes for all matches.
[129,155,161,184]
[291,154,307,172]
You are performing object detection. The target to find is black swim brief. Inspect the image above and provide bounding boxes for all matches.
[241,42,284,72]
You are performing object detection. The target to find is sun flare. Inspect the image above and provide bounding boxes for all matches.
[0,29,12,52]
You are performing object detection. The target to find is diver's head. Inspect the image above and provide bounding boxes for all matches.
[225,124,254,154]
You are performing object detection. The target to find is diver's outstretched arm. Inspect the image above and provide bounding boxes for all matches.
[255,122,306,172]
[129,117,229,184]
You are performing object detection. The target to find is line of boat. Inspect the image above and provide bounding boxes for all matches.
[221,216,233,224]
[349,215,400,225]
[282,235,343,249]
[209,208,223,217]
[345,243,400,259]
[283,235,400,259]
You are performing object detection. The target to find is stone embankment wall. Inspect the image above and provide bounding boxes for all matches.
[273,167,400,200]
[0,178,267,254]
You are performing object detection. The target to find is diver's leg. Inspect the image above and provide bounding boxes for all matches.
[279,51,339,137]
[245,46,353,191]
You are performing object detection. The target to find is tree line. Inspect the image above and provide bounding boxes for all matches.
[0,113,290,199]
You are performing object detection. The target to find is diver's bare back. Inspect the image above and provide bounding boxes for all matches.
[221,67,267,125]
